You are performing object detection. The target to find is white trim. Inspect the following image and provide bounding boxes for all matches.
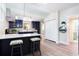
[59,41,69,45]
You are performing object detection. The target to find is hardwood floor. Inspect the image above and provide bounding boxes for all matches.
[40,39,78,56]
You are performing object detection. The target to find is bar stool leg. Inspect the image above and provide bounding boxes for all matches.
[11,46,13,56]
[32,42,35,56]
[37,42,41,56]
[39,49,41,56]
[31,41,41,56]
[20,44,23,56]
[31,42,35,56]
[39,43,41,56]
[36,41,41,56]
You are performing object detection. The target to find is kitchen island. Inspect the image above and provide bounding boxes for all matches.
[0,33,40,56]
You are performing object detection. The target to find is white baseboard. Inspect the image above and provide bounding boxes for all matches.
[59,41,69,45]
[45,39,57,43]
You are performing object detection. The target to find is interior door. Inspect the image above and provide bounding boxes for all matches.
[45,20,58,42]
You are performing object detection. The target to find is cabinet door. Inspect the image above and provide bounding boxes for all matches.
[45,20,58,42]
[32,21,40,34]
[9,21,15,28]
[15,20,23,28]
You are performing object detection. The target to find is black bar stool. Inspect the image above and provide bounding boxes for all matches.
[30,38,41,56]
[10,39,23,56]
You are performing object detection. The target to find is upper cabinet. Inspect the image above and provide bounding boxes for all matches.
[9,20,23,28]
[6,3,24,21]
[9,21,15,28]
[32,21,40,34]
[6,8,15,21]
[6,3,24,16]
[15,20,23,28]
[6,8,11,16]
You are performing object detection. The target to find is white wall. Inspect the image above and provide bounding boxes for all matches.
[44,12,58,43]
[0,4,8,35]
[44,5,79,45]
[6,7,42,21]
[60,5,79,17]
[59,5,79,44]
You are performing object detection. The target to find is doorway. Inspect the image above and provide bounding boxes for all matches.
[68,16,78,43]
[68,16,78,55]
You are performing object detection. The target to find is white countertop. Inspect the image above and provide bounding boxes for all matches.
[19,29,37,32]
[0,33,40,40]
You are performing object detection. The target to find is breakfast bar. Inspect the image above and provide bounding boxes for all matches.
[0,33,40,56]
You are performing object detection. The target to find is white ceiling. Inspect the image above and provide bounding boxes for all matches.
[6,3,79,17]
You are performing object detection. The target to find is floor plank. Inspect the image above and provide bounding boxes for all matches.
[40,39,78,56]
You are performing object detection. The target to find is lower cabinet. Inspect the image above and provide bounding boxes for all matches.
[0,39,11,56]
[0,36,40,56]
[32,21,40,34]
[22,38,31,55]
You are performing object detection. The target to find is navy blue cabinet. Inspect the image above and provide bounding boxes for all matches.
[15,20,23,28]
[9,20,23,28]
[32,21,40,34]
[0,36,40,56]
[9,21,15,28]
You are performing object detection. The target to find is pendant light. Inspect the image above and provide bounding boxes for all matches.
[23,3,26,21]
[24,3,25,17]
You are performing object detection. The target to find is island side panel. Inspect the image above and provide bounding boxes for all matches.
[0,36,40,56]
